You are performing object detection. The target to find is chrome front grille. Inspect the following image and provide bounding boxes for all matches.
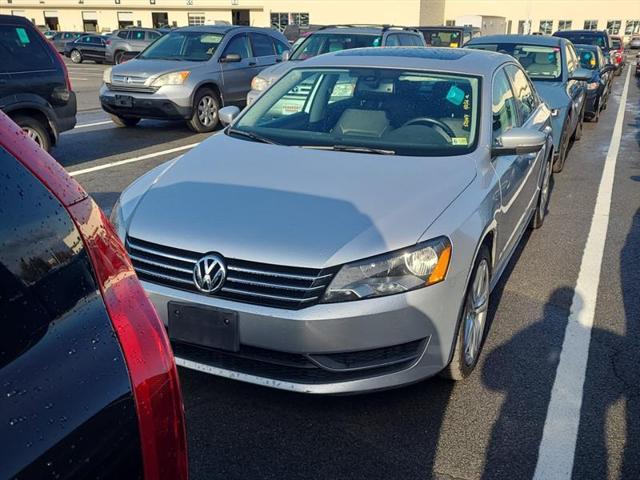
[126,237,337,310]
[109,74,158,93]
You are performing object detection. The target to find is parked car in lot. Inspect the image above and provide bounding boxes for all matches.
[100,25,289,132]
[111,47,553,393]
[0,111,188,480]
[105,27,163,64]
[416,25,481,48]
[49,30,83,53]
[628,34,640,49]
[42,29,57,40]
[553,29,613,62]
[246,25,425,105]
[282,23,323,44]
[0,14,76,151]
[466,34,590,173]
[64,33,107,63]
[574,44,616,121]
[609,35,625,75]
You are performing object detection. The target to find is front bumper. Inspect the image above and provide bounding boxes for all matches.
[100,86,192,120]
[143,277,464,394]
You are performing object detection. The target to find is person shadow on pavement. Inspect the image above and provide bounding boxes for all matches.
[481,210,640,479]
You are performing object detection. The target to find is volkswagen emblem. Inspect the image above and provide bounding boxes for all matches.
[193,254,226,294]
[125,76,133,84]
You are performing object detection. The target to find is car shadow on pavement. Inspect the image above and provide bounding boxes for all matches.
[481,209,640,479]
[54,121,215,169]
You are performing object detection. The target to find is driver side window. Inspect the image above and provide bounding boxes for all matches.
[222,34,250,59]
[492,69,518,144]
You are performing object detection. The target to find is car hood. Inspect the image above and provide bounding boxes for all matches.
[532,81,571,109]
[258,60,301,83]
[126,134,476,268]
[111,59,207,78]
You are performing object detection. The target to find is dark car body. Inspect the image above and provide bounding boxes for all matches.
[553,29,613,61]
[49,31,83,53]
[416,25,481,48]
[0,14,76,151]
[0,111,188,480]
[574,44,615,121]
[64,33,107,63]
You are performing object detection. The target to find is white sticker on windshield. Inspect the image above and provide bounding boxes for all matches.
[452,137,468,146]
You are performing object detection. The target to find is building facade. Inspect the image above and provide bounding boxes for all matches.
[1,0,639,40]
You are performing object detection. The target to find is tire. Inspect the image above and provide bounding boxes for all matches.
[114,51,124,64]
[553,119,570,173]
[70,49,83,64]
[109,114,140,127]
[531,155,552,229]
[572,106,584,141]
[440,246,491,381]
[187,88,220,133]
[13,114,52,152]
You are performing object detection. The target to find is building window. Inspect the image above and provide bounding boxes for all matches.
[606,20,621,34]
[558,20,572,31]
[270,12,309,30]
[445,19,455,27]
[188,13,205,26]
[584,20,598,31]
[539,20,553,35]
[518,20,530,35]
[626,20,640,35]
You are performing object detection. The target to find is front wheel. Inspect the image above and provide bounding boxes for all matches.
[70,49,83,64]
[110,114,140,127]
[187,88,220,133]
[553,120,570,173]
[531,156,552,229]
[440,246,491,381]
[13,114,52,152]
[572,107,584,141]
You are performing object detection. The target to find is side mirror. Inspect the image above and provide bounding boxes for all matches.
[219,106,241,126]
[281,50,290,62]
[492,128,546,156]
[220,53,241,63]
[570,67,593,81]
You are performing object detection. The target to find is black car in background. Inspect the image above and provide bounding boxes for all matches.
[64,33,107,63]
[0,111,188,480]
[416,25,481,48]
[574,44,616,122]
[49,30,83,53]
[0,15,76,152]
[553,29,613,60]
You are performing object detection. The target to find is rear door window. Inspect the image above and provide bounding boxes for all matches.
[250,33,275,57]
[0,25,54,72]
[117,30,129,39]
[147,31,161,41]
[131,30,146,41]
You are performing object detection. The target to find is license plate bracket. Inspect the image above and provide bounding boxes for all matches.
[114,94,133,108]
[168,302,239,352]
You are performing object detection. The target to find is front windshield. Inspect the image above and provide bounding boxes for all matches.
[232,67,479,156]
[576,47,599,70]
[468,43,562,80]
[421,30,462,48]
[138,31,223,61]
[290,34,380,60]
[558,33,605,48]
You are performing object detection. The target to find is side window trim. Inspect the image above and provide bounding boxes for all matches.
[502,64,523,127]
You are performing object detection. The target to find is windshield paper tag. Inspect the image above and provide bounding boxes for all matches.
[452,137,468,146]
[446,85,465,106]
[16,28,30,44]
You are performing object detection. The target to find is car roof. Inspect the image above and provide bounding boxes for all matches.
[312,25,419,35]
[176,25,278,35]
[467,34,566,47]
[555,29,606,34]
[297,46,512,77]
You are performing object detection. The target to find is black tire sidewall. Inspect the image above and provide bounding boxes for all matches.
[13,115,51,151]
[188,88,219,133]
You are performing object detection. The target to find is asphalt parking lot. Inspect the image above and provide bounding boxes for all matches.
[56,60,640,480]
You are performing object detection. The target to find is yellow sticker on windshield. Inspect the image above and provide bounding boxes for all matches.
[452,137,468,146]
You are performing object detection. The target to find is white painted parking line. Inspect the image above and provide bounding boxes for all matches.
[68,143,199,177]
[533,67,632,479]
[72,120,112,129]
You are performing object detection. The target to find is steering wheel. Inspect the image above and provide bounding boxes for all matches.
[401,117,457,141]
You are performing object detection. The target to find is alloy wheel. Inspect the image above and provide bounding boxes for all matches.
[197,95,217,127]
[71,50,81,63]
[22,127,44,147]
[462,259,490,366]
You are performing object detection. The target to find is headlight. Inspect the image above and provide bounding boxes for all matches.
[150,71,190,87]
[103,66,112,84]
[587,82,599,90]
[251,76,269,91]
[321,237,452,303]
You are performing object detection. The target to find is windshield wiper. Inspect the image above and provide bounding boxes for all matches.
[300,145,396,155]
[226,128,280,145]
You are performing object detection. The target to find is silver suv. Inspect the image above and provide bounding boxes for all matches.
[105,27,163,64]
[247,25,426,104]
[100,25,290,132]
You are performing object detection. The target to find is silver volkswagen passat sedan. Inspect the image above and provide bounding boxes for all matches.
[111,47,554,394]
